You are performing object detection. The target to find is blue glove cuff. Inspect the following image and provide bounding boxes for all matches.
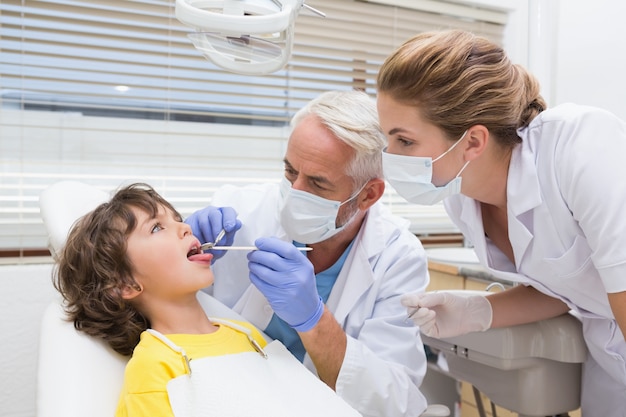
[292,296,324,333]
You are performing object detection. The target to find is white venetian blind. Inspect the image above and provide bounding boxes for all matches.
[0,0,505,121]
[0,0,291,124]
[290,0,505,99]
[0,0,505,255]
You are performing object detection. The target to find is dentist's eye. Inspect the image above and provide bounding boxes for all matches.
[151,223,163,233]
[283,167,297,182]
[311,180,328,191]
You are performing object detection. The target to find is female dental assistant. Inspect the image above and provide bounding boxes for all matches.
[376,29,626,416]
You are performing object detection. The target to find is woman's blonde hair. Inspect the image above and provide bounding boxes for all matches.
[377,30,546,147]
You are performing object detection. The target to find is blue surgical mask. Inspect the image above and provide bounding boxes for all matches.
[279,178,364,244]
[383,131,469,205]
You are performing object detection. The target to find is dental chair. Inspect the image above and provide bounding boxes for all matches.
[36,180,449,417]
[37,181,120,417]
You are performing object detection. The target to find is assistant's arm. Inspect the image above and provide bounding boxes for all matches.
[403,284,570,339]
[557,109,626,341]
[488,285,570,328]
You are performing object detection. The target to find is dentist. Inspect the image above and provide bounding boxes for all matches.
[377,29,626,416]
[186,90,431,417]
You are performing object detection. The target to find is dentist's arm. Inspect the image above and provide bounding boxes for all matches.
[298,307,346,389]
[247,237,345,388]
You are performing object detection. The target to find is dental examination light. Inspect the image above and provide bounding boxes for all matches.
[175,0,324,75]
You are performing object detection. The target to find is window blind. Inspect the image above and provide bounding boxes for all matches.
[0,0,505,255]
[0,0,504,123]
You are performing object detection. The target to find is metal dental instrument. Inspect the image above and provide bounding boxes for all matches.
[199,228,312,251]
[405,308,419,323]
[405,290,440,321]
[206,246,312,251]
[199,228,226,252]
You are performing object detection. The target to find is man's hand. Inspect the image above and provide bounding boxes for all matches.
[248,237,323,332]
[185,206,242,262]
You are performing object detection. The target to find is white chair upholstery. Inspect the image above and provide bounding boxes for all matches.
[39,181,110,262]
[37,300,128,417]
[36,181,260,417]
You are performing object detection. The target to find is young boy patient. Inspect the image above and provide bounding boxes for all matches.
[53,183,267,417]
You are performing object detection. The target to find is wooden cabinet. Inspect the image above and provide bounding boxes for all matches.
[426,261,502,292]
[427,267,465,291]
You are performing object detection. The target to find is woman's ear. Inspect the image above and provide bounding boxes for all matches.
[358,178,385,210]
[121,282,143,300]
[464,125,489,160]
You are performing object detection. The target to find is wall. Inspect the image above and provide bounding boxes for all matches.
[552,0,626,119]
[525,0,626,119]
[0,262,57,417]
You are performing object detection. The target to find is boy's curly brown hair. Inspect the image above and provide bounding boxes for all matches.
[53,183,182,356]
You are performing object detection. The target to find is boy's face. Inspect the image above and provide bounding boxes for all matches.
[125,205,214,301]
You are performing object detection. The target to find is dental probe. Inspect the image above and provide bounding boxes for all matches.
[201,244,312,252]
[405,308,418,322]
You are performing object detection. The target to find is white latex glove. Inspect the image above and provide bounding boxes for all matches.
[401,291,493,338]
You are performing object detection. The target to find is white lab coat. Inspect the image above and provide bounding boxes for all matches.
[207,182,430,417]
[445,103,626,416]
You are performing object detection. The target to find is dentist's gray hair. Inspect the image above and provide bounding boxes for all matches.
[290,90,386,189]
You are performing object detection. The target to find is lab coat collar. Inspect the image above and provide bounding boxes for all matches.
[457,142,542,269]
[506,143,542,266]
[507,142,543,217]
[328,203,390,324]
[457,141,543,220]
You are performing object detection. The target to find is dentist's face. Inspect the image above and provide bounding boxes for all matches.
[283,114,361,225]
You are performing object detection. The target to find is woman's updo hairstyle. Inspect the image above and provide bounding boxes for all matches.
[377,30,546,148]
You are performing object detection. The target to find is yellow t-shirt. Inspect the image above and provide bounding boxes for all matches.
[115,320,267,417]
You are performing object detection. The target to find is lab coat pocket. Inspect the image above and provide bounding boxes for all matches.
[583,317,626,385]
[541,235,614,318]
[544,234,592,279]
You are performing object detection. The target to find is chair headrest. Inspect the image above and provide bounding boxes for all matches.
[39,181,109,260]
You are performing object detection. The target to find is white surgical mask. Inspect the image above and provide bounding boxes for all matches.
[383,131,470,205]
[279,178,364,244]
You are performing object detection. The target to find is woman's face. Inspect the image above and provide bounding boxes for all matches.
[377,92,465,186]
[377,92,450,157]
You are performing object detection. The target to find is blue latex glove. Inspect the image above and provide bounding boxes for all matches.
[185,206,242,262]
[247,237,324,332]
